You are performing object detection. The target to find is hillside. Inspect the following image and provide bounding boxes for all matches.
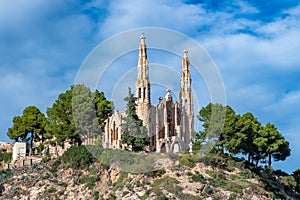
[0,147,299,200]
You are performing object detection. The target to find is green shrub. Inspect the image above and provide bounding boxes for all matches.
[112,172,128,191]
[94,191,99,200]
[229,193,237,200]
[41,154,51,163]
[205,185,213,195]
[178,153,198,168]
[199,154,226,169]
[89,168,98,175]
[239,169,257,179]
[191,174,206,183]
[48,186,57,193]
[58,181,67,187]
[186,171,193,176]
[280,176,297,190]
[79,176,99,189]
[0,150,12,164]
[42,173,52,180]
[60,146,95,169]
[205,170,226,179]
[0,169,12,181]
[151,176,181,195]
[49,159,61,173]
[157,195,168,200]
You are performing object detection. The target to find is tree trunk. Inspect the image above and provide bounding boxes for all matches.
[29,137,33,156]
[268,154,272,167]
[248,154,250,162]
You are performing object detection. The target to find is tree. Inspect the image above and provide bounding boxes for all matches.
[46,85,112,146]
[121,88,149,151]
[197,103,238,154]
[234,112,262,163]
[7,116,26,142]
[72,84,101,145]
[46,86,80,145]
[254,123,291,166]
[94,90,113,130]
[8,106,47,155]
[292,168,300,192]
[21,106,47,156]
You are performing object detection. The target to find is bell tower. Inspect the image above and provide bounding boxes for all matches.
[136,34,151,125]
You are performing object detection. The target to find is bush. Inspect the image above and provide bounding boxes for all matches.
[112,172,128,191]
[94,191,99,200]
[280,176,297,190]
[79,175,99,189]
[0,169,12,181]
[60,145,95,169]
[178,154,198,168]
[151,176,182,196]
[48,186,57,193]
[191,174,206,183]
[41,154,51,163]
[89,168,98,175]
[0,150,12,164]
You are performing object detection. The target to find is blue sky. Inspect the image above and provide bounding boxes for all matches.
[1,0,300,173]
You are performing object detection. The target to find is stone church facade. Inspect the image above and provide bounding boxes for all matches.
[103,34,194,153]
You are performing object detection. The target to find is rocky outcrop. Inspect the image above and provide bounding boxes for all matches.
[0,157,298,199]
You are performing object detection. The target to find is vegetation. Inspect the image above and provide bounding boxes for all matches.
[7,84,112,153]
[60,145,95,169]
[4,83,299,198]
[121,88,149,151]
[46,85,112,146]
[7,106,48,155]
[0,150,12,164]
[196,103,291,167]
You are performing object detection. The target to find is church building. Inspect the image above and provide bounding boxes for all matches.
[103,34,194,153]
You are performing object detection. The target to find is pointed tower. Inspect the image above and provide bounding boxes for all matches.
[136,33,151,125]
[179,49,194,146]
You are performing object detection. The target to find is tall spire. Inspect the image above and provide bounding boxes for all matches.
[180,49,193,126]
[136,33,151,125]
[137,33,149,80]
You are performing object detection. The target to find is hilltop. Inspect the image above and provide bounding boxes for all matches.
[0,146,299,199]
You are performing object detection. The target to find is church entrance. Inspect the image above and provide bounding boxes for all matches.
[161,143,166,153]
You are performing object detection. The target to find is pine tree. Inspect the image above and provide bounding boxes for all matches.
[121,88,149,151]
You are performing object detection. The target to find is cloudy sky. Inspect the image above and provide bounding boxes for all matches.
[1,0,300,173]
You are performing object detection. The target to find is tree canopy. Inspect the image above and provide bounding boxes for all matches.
[7,106,47,155]
[46,85,113,146]
[196,103,291,167]
[121,88,149,151]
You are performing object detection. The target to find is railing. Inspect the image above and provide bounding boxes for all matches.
[5,156,42,169]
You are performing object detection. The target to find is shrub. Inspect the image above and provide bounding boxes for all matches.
[186,171,193,176]
[89,168,98,175]
[157,195,168,200]
[280,176,297,190]
[151,176,182,196]
[41,154,51,163]
[79,176,99,189]
[204,185,213,195]
[0,150,12,164]
[0,169,12,181]
[94,191,99,200]
[49,159,61,173]
[60,145,95,169]
[48,186,57,193]
[191,174,206,183]
[178,153,198,168]
[112,172,128,191]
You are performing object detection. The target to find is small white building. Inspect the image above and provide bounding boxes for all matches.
[12,142,26,160]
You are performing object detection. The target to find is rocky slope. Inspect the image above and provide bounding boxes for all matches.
[0,153,299,200]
